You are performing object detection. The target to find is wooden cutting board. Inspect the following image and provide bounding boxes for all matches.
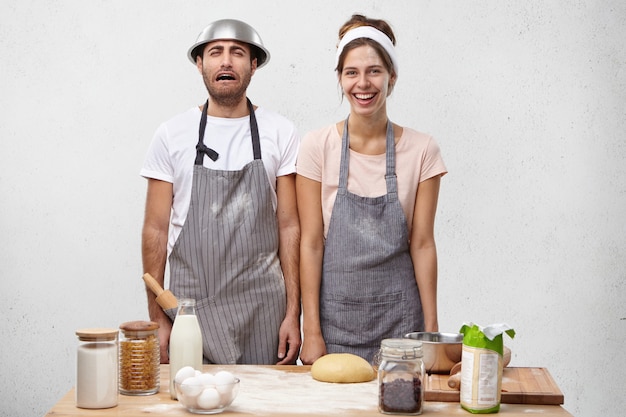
[425,367,564,405]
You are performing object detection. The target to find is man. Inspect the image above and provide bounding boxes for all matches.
[141,19,301,365]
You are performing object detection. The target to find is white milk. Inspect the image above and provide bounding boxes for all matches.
[169,313,203,399]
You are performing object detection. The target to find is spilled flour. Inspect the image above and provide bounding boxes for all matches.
[228,367,378,415]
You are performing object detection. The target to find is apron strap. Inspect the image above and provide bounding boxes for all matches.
[195,98,262,166]
[247,98,262,160]
[195,100,218,165]
[384,119,398,196]
[338,117,398,195]
[337,118,350,195]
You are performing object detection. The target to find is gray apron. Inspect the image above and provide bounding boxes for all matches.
[320,118,424,363]
[166,99,286,364]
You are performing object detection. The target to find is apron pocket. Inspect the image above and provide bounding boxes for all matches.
[321,291,405,348]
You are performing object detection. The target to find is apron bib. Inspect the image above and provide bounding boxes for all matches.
[167,99,286,364]
[320,118,424,363]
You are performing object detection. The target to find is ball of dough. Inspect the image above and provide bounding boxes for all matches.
[311,353,376,383]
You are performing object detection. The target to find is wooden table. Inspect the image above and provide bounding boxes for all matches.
[44,365,574,416]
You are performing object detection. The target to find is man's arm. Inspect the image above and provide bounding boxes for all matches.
[296,174,326,365]
[141,178,174,363]
[275,173,302,364]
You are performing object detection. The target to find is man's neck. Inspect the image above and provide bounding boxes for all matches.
[205,97,250,118]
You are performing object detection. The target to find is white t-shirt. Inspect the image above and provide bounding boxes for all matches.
[141,106,299,254]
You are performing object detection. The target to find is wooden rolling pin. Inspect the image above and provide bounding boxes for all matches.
[448,346,511,389]
[142,273,178,310]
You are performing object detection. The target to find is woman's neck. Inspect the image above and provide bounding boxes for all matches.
[344,111,389,155]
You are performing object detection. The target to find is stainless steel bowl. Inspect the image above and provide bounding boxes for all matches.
[404,332,463,374]
[187,19,270,67]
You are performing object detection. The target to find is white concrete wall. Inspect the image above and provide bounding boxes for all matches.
[1,1,624,416]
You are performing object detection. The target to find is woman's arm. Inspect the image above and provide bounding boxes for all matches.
[410,175,442,332]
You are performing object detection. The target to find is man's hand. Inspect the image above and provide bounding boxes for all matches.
[276,314,301,365]
[155,315,173,364]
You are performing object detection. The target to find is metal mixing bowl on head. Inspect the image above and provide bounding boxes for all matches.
[403,332,463,374]
[187,19,271,68]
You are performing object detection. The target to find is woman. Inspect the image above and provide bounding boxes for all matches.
[297,14,447,365]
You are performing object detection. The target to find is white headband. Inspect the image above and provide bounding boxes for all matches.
[335,26,399,76]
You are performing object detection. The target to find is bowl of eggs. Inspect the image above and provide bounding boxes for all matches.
[173,366,239,414]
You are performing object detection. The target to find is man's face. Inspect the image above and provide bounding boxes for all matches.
[196,40,257,107]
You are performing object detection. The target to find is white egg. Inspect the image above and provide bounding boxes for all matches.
[195,370,202,377]
[179,392,197,409]
[180,376,204,398]
[214,370,236,385]
[174,366,197,385]
[196,387,221,410]
[218,387,235,407]
[215,381,234,397]
[196,372,217,387]
[213,371,237,400]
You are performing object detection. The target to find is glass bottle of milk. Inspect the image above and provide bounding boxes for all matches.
[169,298,203,399]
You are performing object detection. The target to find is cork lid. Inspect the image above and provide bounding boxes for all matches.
[119,320,159,335]
[75,328,119,341]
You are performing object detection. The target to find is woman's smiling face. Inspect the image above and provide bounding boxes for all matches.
[339,44,395,118]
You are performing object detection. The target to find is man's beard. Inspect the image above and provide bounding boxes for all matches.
[203,69,252,108]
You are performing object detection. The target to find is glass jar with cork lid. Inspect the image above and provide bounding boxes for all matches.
[378,338,424,415]
[75,328,119,409]
[119,320,160,395]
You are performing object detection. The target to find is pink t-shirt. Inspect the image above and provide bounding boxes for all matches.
[296,124,447,237]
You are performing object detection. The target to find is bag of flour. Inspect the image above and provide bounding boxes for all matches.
[459,323,515,414]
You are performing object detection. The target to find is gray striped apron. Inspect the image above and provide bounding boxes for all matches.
[165,98,286,364]
[320,118,424,363]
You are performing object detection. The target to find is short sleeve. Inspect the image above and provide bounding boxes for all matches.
[420,136,447,182]
[276,122,300,177]
[140,123,174,183]
[296,130,323,182]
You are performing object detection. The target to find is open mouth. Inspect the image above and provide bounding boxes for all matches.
[354,93,376,101]
[216,73,236,81]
